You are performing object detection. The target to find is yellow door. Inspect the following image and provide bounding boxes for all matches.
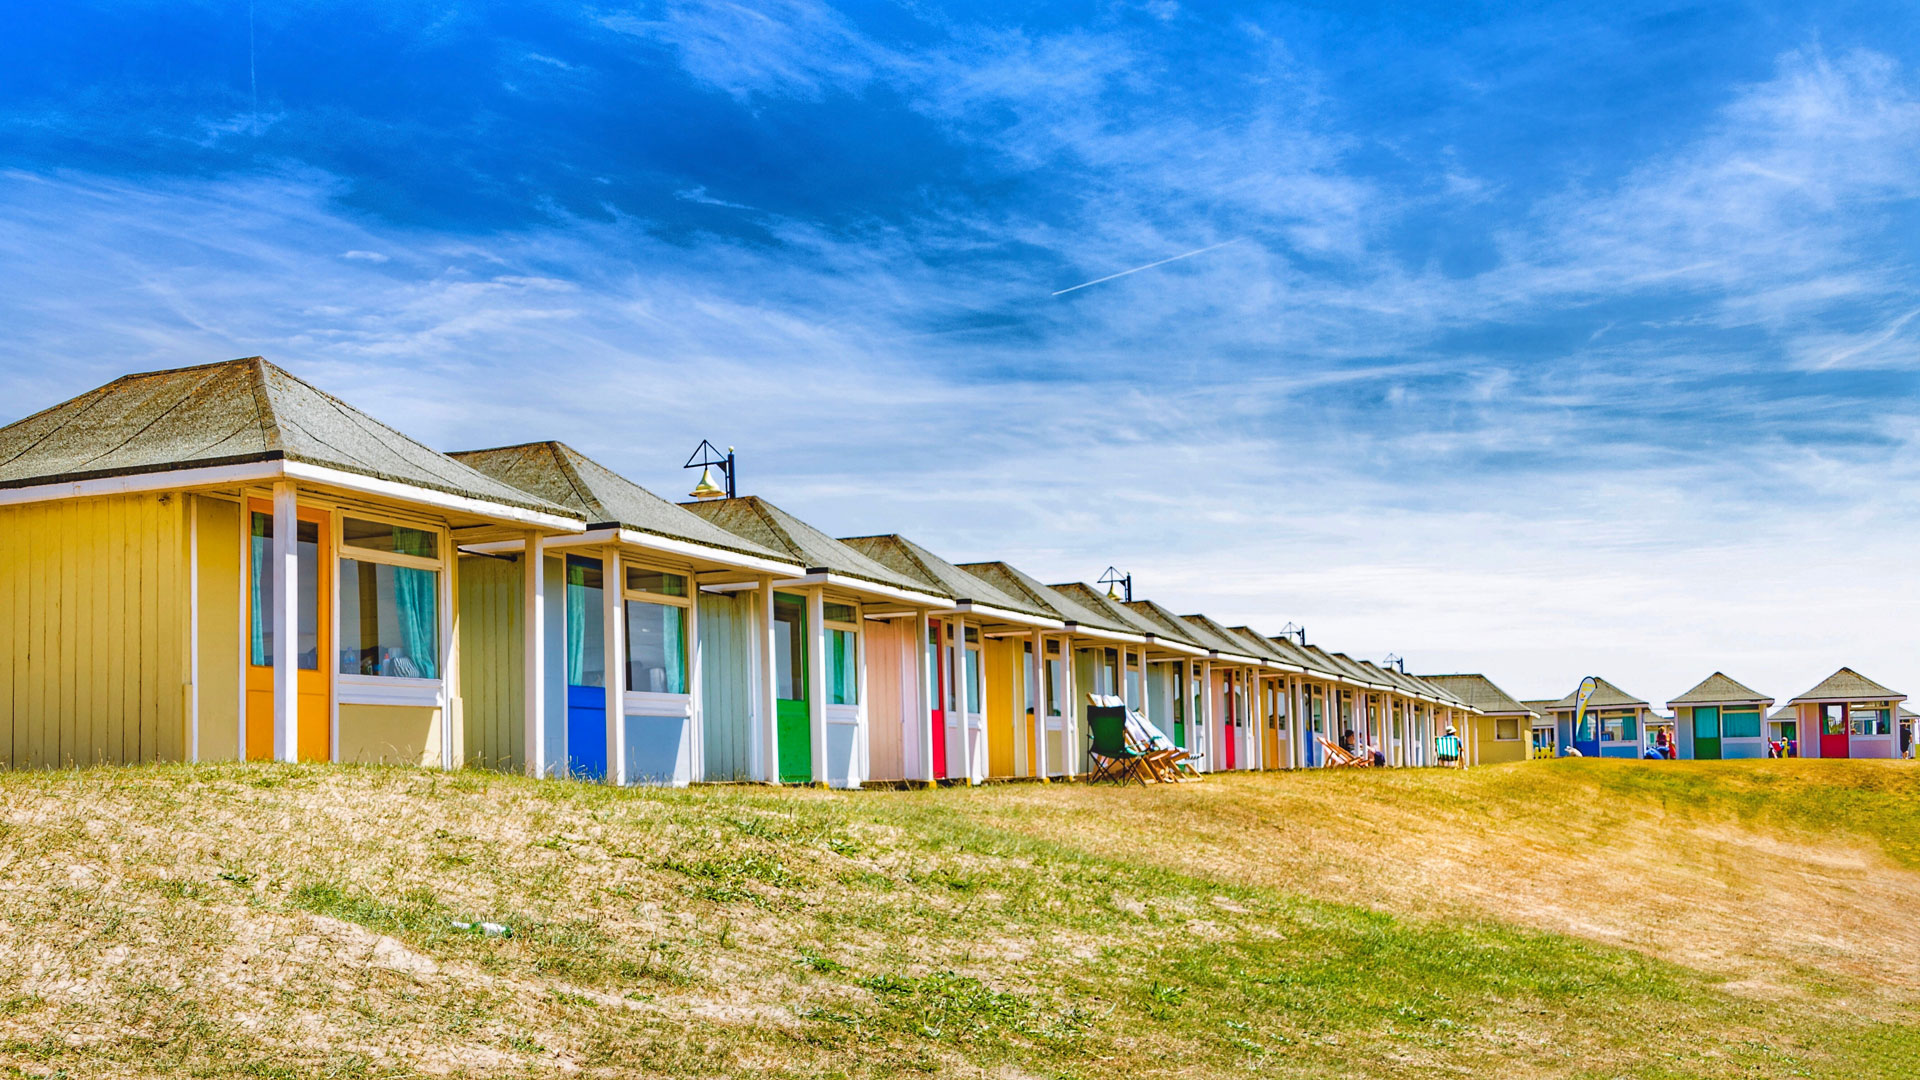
[985,638,1017,777]
[245,501,331,761]
[1262,680,1280,767]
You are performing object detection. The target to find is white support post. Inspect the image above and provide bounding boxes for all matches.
[760,577,780,785]
[1199,659,1214,773]
[1061,639,1079,778]
[807,587,828,786]
[603,546,626,785]
[688,577,703,783]
[271,481,298,763]
[1033,632,1050,781]
[956,616,977,785]
[523,532,547,777]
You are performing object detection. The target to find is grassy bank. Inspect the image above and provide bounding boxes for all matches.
[0,760,1915,1077]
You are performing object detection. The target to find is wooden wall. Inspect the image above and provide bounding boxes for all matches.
[193,496,241,762]
[0,494,190,768]
[698,590,756,781]
[457,553,524,771]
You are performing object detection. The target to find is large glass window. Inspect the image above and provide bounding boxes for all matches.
[774,593,805,701]
[828,628,858,705]
[1822,704,1846,735]
[1693,706,1721,739]
[1601,712,1637,742]
[1723,709,1761,738]
[625,600,687,694]
[565,557,605,688]
[248,512,320,670]
[1851,706,1891,736]
[625,567,686,597]
[339,557,440,678]
[342,517,438,559]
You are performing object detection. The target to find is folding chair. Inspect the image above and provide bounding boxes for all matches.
[1315,734,1371,767]
[1088,705,1155,784]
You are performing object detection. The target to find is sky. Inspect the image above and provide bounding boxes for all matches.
[3,1,1920,707]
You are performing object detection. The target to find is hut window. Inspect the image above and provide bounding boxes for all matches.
[623,564,692,695]
[1601,712,1636,742]
[1495,717,1520,740]
[1045,656,1063,716]
[624,600,687,694]
[339,558,440,679]
[338,514,445,680]
[823,601,857,623]
[1850,707,1891,736]
[1723,709,1761,738]
[625,568,687,598]
[828,628,858,705]
[564,557,605,688]
[342,517,438,559]
[773,593,805,700]
[1692,707,1720,739]
[249,512,321,670]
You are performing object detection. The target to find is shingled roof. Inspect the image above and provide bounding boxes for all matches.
[1121,599,1213,652]
[452,442,792,566]
[1666,672,1774,707]
[943,562,1140,638]
[1788,667,1906,704]
[1546,677,1649,710]
[1422,674,1536,715]
[0,357,575,518]
[840,536,1053,622]
[680,497,948,601]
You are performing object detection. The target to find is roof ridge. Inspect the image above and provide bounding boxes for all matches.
[547,443,611,522]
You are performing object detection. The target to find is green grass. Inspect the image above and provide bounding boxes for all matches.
[0,760,1914,1077]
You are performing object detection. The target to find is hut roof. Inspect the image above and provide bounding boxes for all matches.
[840,536,1052,621]
[680,497,946,600]
[452,441,790,565]
[0,357,573,518]
[1788,667,1905,704]
[1421,674,1537,715]
[1665,672,1774,708]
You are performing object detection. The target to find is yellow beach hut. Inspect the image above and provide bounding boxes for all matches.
[1665,673,1774,761]
[954,562,1149,779]
[837,535,1063,785]
[0,358,584,771]
[680,497,953,787]
[1781,667,1907,760]
[447,442,803,785]
[1420,674,1536,765]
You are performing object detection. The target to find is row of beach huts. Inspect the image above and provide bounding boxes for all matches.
[0,358,1910,782]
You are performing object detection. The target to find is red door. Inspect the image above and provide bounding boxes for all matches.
[1819,704,1849,759]
[928,619,948,778]
[1222,675,1237,770]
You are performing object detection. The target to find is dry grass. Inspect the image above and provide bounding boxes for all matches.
[0,759,1914,1078]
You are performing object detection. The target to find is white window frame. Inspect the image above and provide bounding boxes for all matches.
[334,510,449,707]
[622,559,694,701]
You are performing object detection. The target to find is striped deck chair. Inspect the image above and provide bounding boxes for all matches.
[1315,734,1371,768]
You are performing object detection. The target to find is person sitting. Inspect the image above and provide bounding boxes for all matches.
[1435,726,1462,767]
[1339,729,1357,755]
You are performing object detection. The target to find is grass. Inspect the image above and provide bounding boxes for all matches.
[0,759,1914,1077]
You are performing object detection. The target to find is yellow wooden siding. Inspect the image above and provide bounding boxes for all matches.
[193,497,242,761]
[456,553,524,772]
[337,703,442,766]
[0,495,190,768]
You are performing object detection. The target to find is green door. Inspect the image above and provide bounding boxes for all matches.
[773,592,812,783]
[1692,706,1721,760]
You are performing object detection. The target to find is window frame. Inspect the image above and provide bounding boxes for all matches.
[334,509,449,697]
[823,594,862,708]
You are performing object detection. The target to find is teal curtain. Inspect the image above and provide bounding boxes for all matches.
[567,580,589,685]
[664,607,686,694]
[393,565,439,679]
[249,530,271,666]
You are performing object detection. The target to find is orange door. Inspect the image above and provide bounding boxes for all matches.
[245,501,331,761]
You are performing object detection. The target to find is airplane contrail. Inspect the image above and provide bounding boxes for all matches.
[1051,237,1243,296]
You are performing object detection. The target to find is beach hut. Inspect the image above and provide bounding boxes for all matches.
[1420,674,1537,765]
[447,443,803,785]
[1261,634,1343,767]
[1780,668,1907,760]
[0,358,584,772]
[1047,584,1210,760]
[1535,678,1655,758]
[954,563,1152,778]
[837,536,1062,785]
[1665,673,1774,760]
[1220,627,1313,769]
[1109,602,1266,772]
[674,497,953,787]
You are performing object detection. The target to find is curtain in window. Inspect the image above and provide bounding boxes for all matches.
[664,608,685,694]
[567,578,590,686]
[249,528,272,666]
[393,565,440,679]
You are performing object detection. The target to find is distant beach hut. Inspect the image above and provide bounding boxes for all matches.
[679,497,953,787]
[1046,584,1209,764]
[1419,674,1536,765]
[1782,668,1907,760]
[838,535,1061,784]
[1665,673,1774,760]
[1537,678,1655,758]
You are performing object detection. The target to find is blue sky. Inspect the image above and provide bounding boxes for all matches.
[4,1,1920,705]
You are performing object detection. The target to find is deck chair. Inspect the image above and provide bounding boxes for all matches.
[1113,698,1197,781]
[1315,734,1371,768]
[1088,705,1155,784]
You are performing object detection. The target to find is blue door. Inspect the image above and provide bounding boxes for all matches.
[565,556,608,780]
[1572,708,1601,758]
